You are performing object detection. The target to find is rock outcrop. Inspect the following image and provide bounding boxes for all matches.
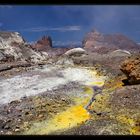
[56,48,87,66]
[0,31,49,64]
[120,54,140,84]
[83,29,139,54]
[31,36,52,51]
[31,36,72,57]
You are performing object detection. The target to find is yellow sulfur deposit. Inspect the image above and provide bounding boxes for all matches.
[116,115,135,127]
[131,126,140,135]
[115,115,140,135]
[72,97,90,107]
[22,68,106,135]
[87,81,104,87]
[24,105,90,135]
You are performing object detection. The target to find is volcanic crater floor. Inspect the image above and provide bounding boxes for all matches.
[0,64,140,135]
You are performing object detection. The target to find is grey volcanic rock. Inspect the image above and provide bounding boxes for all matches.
[110,84,140,109]
[0,31,49,63]
[83,29,139,54]
[0,31,25,61]
[56,56,74,66]
[0,51,5,61]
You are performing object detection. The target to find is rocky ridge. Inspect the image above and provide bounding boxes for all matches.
[0,31,49,64]
[82,29,140,54]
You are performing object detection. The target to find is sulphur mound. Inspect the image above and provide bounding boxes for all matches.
[23,105,90,135]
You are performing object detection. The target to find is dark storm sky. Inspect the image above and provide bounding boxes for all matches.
[0,5,140,45]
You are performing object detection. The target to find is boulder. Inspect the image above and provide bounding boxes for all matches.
[55,48,87,66]
[109,49,131,57]
[64,48,86,57]
[120,54,140,84]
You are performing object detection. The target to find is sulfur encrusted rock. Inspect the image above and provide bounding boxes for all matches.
[120,54,140,85]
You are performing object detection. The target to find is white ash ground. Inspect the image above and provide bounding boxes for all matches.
[0,64,106,105]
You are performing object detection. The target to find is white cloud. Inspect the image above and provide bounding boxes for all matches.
[53,40,81,46]
[21,26,81,32]
[0,5,13,8]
